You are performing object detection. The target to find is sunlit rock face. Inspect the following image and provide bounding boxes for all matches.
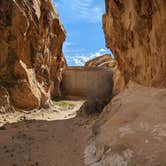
[85,54,117,69]
[0,0,66,110]
[103,0,166,93]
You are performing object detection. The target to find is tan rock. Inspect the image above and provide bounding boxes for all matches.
[103,0,166,91]
[85,54,116,69]
[0,0,66,110]
[0,86,15,113]
[113,69,126,94]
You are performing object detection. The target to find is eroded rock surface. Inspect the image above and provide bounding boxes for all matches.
[103,0,166,93]
[85,54,116,69]
[0,0,66,111]
[85,83,166,166]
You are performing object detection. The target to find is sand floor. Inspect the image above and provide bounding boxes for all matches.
[0,101,96,166]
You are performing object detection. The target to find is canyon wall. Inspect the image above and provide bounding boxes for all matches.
[0,0,66,111]
[103,0,166,93]
[61,67,113,100]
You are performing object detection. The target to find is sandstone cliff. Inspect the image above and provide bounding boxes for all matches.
[0,0,66,111]
[85,54,116,69]
[103,0,166,92]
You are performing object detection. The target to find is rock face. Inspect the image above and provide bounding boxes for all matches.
[103,0,166,92]
[0,0,66,110]
[85,83,166,166]
[85,54,116,69]
[61,67,114,100]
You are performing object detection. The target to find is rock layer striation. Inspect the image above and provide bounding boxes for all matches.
[0,0,66,110]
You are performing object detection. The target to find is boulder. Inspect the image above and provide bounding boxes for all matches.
[78,99,109,116]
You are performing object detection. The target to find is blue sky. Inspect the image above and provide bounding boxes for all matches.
[53,0,111,66]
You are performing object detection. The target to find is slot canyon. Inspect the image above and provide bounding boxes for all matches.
[0,0,166,166]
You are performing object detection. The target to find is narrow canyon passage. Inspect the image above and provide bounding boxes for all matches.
[1,0,166,165]
[0,101,96,166]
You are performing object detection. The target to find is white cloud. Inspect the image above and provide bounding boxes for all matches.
[99,48,107,52]
[72,0,103,23]
[73,58,84,66]
[71,48,111,66]
[62,41,112,66]
[54,0,104,23]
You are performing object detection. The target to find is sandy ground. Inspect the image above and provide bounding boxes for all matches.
[0,101,96,166]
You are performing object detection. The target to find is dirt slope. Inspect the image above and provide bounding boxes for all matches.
[85,82,166,166]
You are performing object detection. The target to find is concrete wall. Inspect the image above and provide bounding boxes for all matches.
[61,67,113,99]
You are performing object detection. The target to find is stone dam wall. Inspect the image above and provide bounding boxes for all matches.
[61,67,113,100]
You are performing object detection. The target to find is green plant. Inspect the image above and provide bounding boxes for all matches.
[53,100,75,109]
